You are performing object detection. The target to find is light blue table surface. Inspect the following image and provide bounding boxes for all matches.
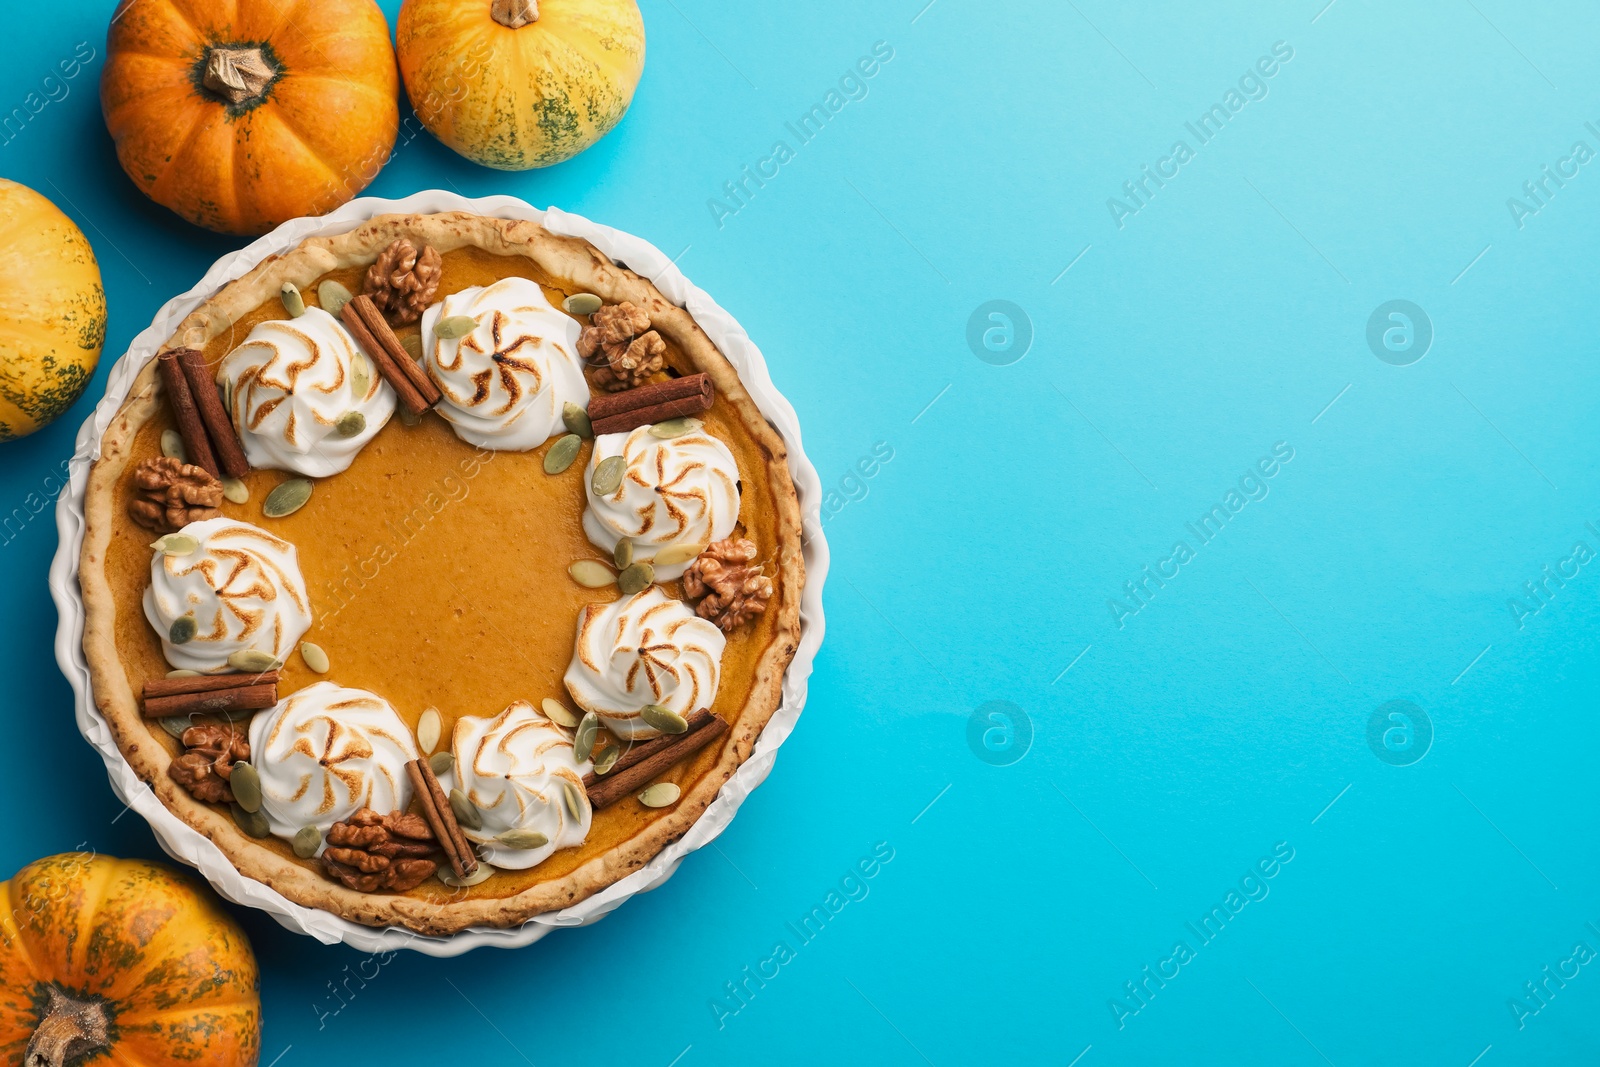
[2,1,1597,1063]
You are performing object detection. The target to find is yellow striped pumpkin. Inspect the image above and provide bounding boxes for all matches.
[397,0,646,170]
[0,180,105,440]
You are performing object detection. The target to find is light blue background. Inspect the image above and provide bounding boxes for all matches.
[2,1,1596,1063]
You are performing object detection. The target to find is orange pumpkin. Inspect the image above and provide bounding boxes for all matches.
[101,0,401,236]
[0,853,260,1067]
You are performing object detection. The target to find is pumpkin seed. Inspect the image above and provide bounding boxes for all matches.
[214,704,259,723]
[157,715,193,739]
[562,402,593,439]
[573,712,599,760]
[613,538,634,569]
[495,829,549,850]
[150,533,199,556]
[436,863,494,888]
[221,377,234,419]
[543,433,582,475]
[318,279,353,317]
[649,417,702,439]
[541,697,579,728]
[280,282,306,318]
[160,429,187,462]
[169,615,197,645]
[335,411,366,438]
[230,762,263,812]
[434,314,478,340]
[221,478,249,504]
[227,649,281,673]
[428,750,455,776]
[417,706,442,753]
[563,292,603,316]
[639,704,689,735]
[449,788,483,831]
[300,641,329,674]
[292,826,321,859]
[562,781,585,821]
[638,782,681,808]
[652,542,707,567]
[166,669,201,679]
[262,478,312,518]
[617,561,655,596]
[350,351,372,398]
[591,455,626,496]
[397,405,422,427]
[568,560,615,588]
[592,743,620,775]
[231,803,271,838]
[400,333,424,362]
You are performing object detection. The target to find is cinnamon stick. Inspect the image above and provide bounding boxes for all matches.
[584,711,729,809]
[340,300,428,415]
[588,373,715,437]
[175,348,250,479]
[341,296,440,414]
[155,353,220,477]
[141,682,277,720]
[351,295,440,404]
[143,670,280,699]
[589,708,715,782]
[403,760,464,878]
[406,759,477,878]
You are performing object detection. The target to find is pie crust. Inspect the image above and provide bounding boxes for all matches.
[77,212,804,935]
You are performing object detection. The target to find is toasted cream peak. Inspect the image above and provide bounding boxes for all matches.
[421,277,589,451]
[142,517,312,673]
[450,700,591,869]
[248,682,418,844]
[563,587,725,740]
[582,425,741,580]
[218,307,395,477]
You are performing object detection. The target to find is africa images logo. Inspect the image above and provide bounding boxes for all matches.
[1366,700,1432,767]
[966,301,1033,366]
[1365,300,1432,366]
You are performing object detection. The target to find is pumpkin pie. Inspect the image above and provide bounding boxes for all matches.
[77,212,803,935]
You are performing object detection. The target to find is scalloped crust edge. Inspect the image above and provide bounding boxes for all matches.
[77,212,803,936]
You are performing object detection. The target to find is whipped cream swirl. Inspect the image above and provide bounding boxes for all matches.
[247,682,419,844]
[420,277,589,451]
[583,425,741,580]
[450,701,591,869]
[218,306,395,477]
[564,587,726,739]
[143,517,312,673]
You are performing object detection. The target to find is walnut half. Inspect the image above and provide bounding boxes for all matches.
[363,238,441,325]
[578,302,666,392]
[322,809,440,893]
[167,724,249,804]
[684,538,773,632]
[128,456,223,533]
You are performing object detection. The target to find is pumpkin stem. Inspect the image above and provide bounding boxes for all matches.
[491,0,539,28]
[24,986,109,1067]
[203,46,278,106]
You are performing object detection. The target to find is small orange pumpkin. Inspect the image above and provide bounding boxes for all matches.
[0,853,260,1067]
[101,0,401,235]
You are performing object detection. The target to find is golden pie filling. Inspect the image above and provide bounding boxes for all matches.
[80,218,802,931]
